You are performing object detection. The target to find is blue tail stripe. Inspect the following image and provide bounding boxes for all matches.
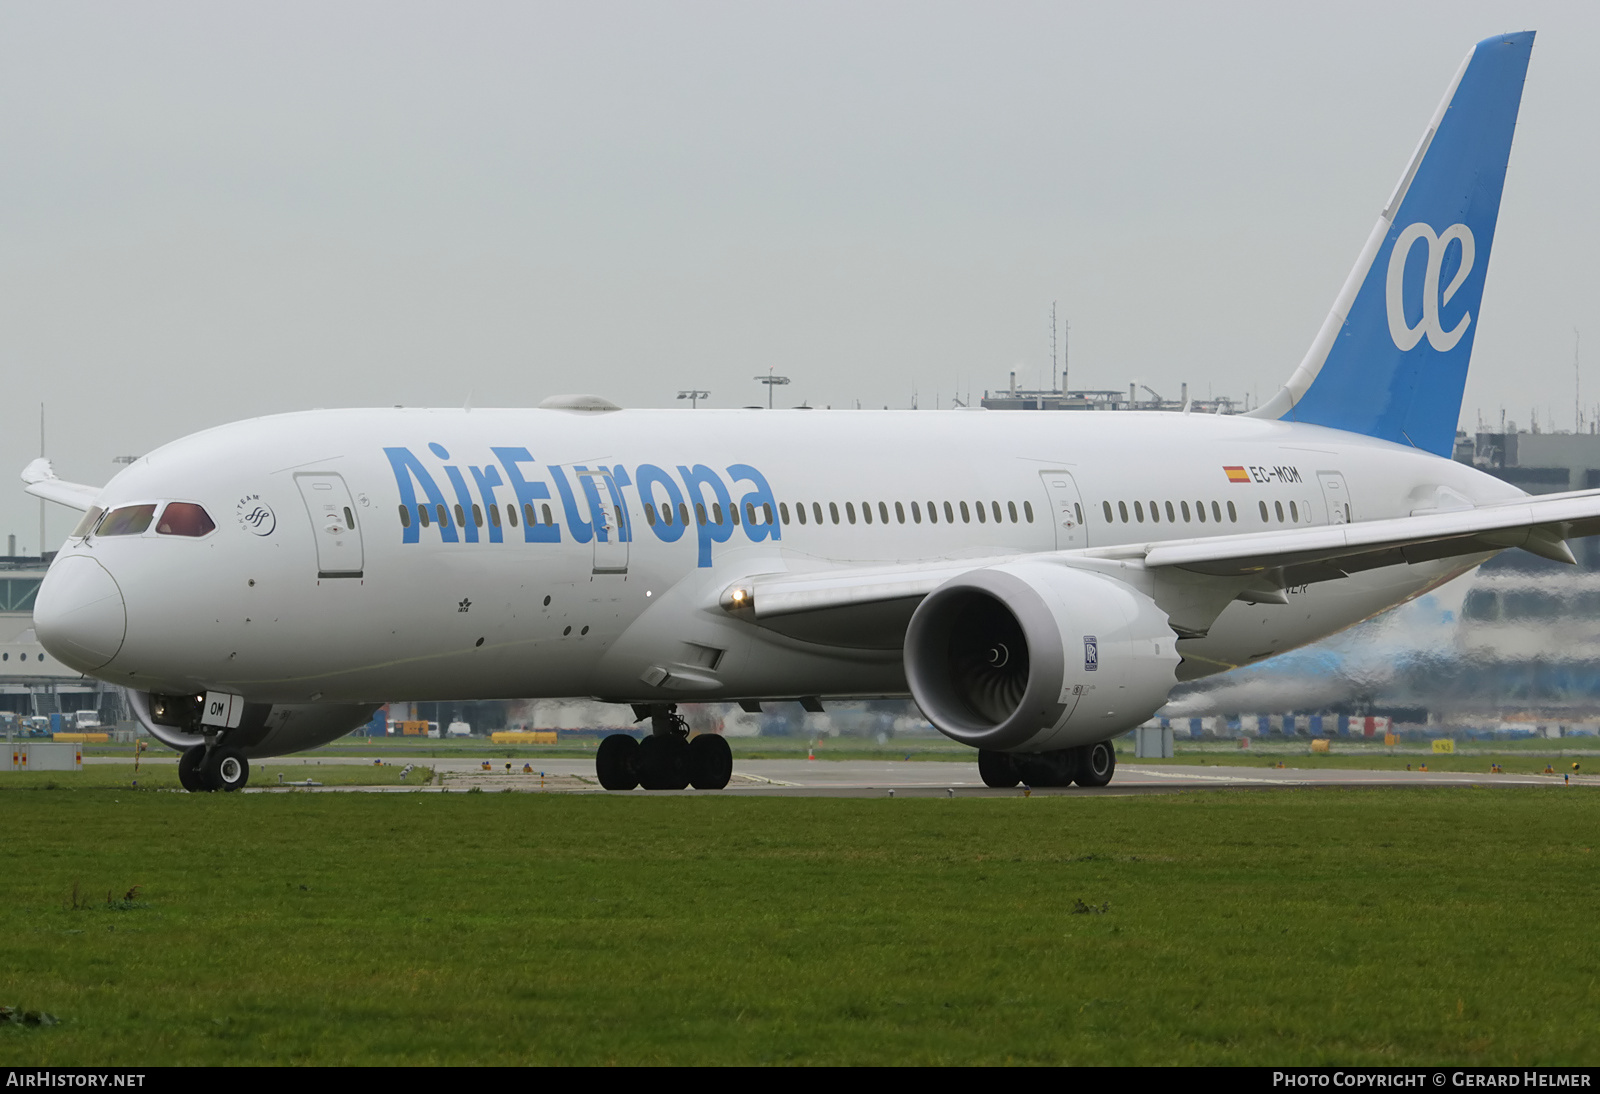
[1288,32,1533,456]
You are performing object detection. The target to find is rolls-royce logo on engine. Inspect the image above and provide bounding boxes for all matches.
[236,495,276,537]
[1084,635,1098,672]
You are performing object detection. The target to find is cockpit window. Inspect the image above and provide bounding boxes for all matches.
[156,502,216,537]
[97,504,157,537]
[71,506,104,539]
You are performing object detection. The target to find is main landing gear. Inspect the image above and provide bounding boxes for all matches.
[596,704,733,791]
[177,743,251,792]
[979,740,1116,789]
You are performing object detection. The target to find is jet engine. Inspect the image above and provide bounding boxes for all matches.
[127,689,379,758]
[904,561,1180,752]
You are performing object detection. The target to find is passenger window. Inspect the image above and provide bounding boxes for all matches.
[524,503,536,526]
[973,501,984,524]
[830,502,840,525]
[927,501,937,524]
[1009,501,1019,523]
[1147,501,1158,523]
[696,503,707,526]
[1275,501,1285,523]
[780,502,790,525]
[1259,501,1269,522]
[880,502,890,524]
[420,506,432,528]
[1196,500,1206,523]
[1023,501,1033,523]
[453,504,465,527]
[507,504,518,528]
[730,504,740,526]
[1181,501,1191,522]
[1228,501,1237,523]
[1134,501,1145,523]
[1118,501,1128,523]
[1289,501,1299,522]
[862,502,872,525]
[912,501,923,524]
[398,505,412,529]
[1165,501,1175,523]
[660,504,673,526]
[1211,501,1221,523]
[846,502,857,525]
[1074,503,1083,524]
[156,502,216,537]
[679,504,691,526]
[644,505,656,527]
[796,503,807,526]
[944,502,955,523]
[813,502,824,524]
[541,503,553,525]
[742,502,754,524]
[471,504,482,528]
[1103,501,1113,522]
[488,505,501,528]
[436,505,450,528]
[895,501,905,524]
[764,503,773,525]
[990,501,1001,523]
[959,501,970,523]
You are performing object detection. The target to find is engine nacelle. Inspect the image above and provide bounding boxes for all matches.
[127,689,379,759]
[904,561,1180,752]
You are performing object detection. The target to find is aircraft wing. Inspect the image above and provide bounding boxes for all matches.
[20,458,101,511]
[734,488,1600,642]
[1137,487,1600,579]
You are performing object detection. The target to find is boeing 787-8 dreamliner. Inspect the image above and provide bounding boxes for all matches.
[25,31,1590,793]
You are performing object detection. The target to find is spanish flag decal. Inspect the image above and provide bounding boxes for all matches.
[1223,466,1251,484]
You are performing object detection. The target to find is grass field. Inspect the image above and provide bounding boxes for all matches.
[1,786,1597,1065]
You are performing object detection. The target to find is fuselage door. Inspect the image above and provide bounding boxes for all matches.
[581,469,629,575]
[1318,471,1352,525]
[295,472,364,578]
[1039,470,1087,550]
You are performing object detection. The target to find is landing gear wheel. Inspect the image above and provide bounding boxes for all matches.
[637,734,690,790]
[1073,741,1116,787]
[687,733,733,790]
[596,733,640,790]
[178,746,206,792]
[202,748,250,792]
[1013,749,1079,787]
[978,749,1020,788]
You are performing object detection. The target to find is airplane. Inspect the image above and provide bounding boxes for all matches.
[22,30,1594,793]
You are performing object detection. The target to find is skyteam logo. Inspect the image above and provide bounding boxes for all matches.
[1385,222,1475,352]
[235,495,275,537]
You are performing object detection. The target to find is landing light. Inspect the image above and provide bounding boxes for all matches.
[720,586,754,612]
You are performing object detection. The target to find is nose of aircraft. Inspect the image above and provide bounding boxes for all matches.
[35,556,127,672]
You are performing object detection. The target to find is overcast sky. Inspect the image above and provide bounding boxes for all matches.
[2,2,1597,551]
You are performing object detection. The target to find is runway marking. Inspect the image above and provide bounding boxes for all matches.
[1121,766,1297,785]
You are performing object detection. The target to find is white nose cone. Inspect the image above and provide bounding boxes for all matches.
[35,556,127,672]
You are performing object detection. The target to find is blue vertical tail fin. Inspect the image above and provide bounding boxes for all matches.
[1250,32,1534,456]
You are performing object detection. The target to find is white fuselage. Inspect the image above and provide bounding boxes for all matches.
[39,406,1520,706]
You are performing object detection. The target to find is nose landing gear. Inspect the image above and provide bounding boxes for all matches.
[594,704,733,791]
[177,743,251,792]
